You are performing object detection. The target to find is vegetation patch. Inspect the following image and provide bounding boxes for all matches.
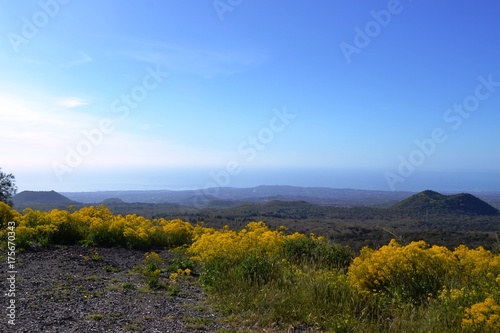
[85,313,104,321]
[1,202,499,331]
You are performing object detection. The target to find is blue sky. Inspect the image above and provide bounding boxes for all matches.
[1,0,500,192]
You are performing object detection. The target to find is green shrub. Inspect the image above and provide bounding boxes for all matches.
[144,269,161,289]
[281,236,353,270]
[141,252,164,289]
[168,255,195,272]
[199,257,227,290]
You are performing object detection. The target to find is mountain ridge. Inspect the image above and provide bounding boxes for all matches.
[61,185,415,207]
[11,187,500,214]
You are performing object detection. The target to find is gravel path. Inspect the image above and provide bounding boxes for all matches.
[1,245,231,332]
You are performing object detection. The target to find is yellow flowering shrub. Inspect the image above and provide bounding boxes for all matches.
[12,225,36,249]
[73,205,117,246]
[0,205,44,248]
[189,222,293,288]
[453,245,500,286]
[47,209,86,244]
[438,286,479,306]
[72,205,114,225]
[159,219,194,247]
[119,214,150,248]
[14,209,70,246]
[16,208,50,228]
[349,239,500,307]
[348,240,458,303]
[34,224,58,246]
[192,223,215,239]
[189,221,287,262]
[0,202,20,229]
[143,251,163,271]
[170,268,192,280]
[142,252,164,289]
[462,297,500,331]
[2,204,200,249]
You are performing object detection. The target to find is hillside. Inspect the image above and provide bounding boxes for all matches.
[8,188,500,250]
[391,190,499,216]
[12,190,79,210]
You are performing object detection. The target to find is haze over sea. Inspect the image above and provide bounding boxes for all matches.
[17,167,500,193]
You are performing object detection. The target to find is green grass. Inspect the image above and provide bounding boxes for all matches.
[105,266,120,273]
[122,324,140,331]
[184,317,214,330]
[104,284,121,291]
[206,271,471,332]
[85,313,104,321]
[83,248,102,261]
[197,251,484,332]
[122,282,136,290]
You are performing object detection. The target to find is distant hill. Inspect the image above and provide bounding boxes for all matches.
[391,190,499,216]
[12,190,79,210]
[62,186,414,207]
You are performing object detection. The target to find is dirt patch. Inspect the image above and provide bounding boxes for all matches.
[1,245,230,332]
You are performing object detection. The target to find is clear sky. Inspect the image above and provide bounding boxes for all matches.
[1,0,500,192]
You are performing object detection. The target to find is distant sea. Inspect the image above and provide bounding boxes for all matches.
[35,168,500,193]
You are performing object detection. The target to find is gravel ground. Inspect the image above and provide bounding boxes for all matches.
[1,245,232,332]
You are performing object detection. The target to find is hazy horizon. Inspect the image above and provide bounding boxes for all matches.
[14,168,500,194]
[2,1,500,194]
